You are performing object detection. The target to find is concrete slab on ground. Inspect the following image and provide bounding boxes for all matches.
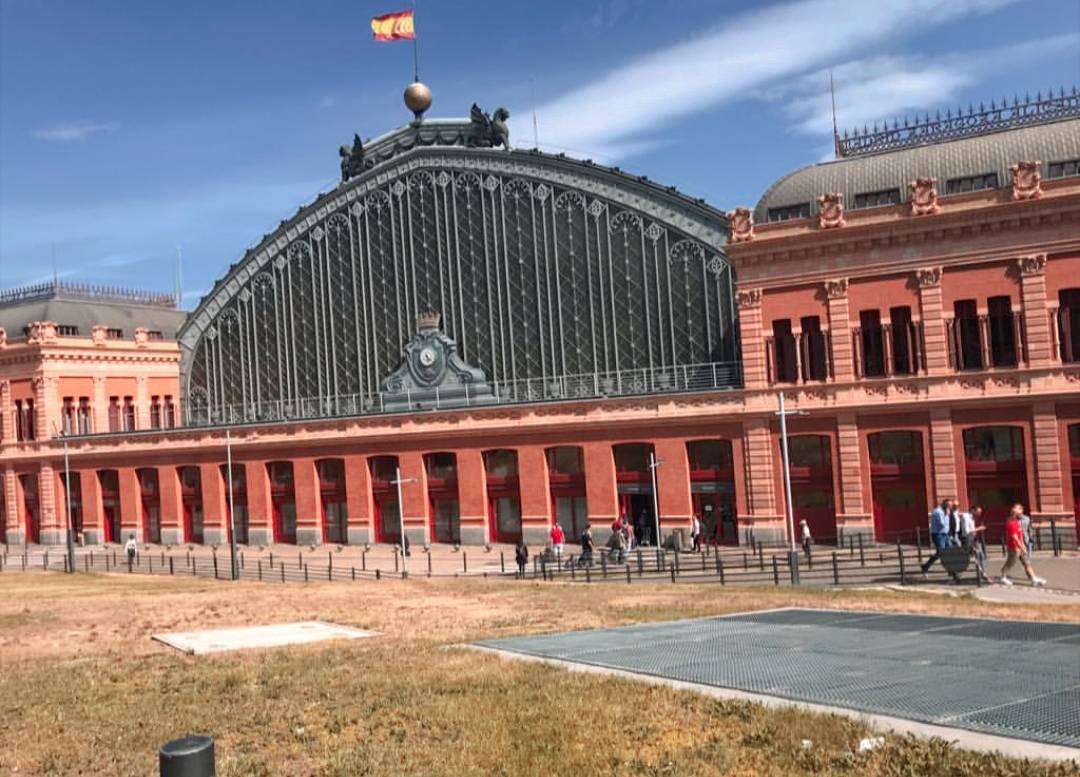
[153,621,376,655]
[473,607,1080,761]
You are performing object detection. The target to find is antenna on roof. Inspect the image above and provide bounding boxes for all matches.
[829,69,840,159]
[530,76,540,150]
[175,245,183,309]
[51,244,58,285]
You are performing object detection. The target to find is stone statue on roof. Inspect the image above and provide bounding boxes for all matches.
[339,133,366,182]
[468,104,511,150]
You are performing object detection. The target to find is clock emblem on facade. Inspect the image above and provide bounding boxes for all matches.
[419,347,437,367]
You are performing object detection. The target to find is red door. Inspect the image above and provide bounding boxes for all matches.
[20,475,40,544]
[692,491,738,545]
[787,436,836,545]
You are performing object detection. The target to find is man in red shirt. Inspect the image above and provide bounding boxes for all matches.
[550,522,565,566]
[1000,503,1046,587]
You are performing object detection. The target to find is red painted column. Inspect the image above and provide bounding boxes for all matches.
[654,438,692,539]
[929,408,958,503]
[737,289,767,389]
[118,467,141,542]
[245,461,273,546]
[398,452,429,545]
[456,449,488,545]
[517,445,551,545]
[1017,255,1052,366]
[37,462,61,544]
[80,469,104,544]
[741,417,785,544]
[343,454,374,545]
[583,442,617,536]
[3,465,21,545]
[1031,402,1070,526]
[292,457,321,546]
[198,463,226,545]
[836,414,871,539]
[53,468,69,543]
[917,268,948,375]
[158,465,183,545]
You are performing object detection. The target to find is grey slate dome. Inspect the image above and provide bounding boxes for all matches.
[755,109,1080,224]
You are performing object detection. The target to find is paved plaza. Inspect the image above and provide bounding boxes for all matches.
[477,608,1080,757]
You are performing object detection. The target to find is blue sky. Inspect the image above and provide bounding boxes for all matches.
[1,0,1077,308]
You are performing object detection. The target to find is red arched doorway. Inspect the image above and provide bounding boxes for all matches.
[868,431,928,544]
[177,466,203,544]
[687,440,738,545]
[220,464,248,544]
[425,453,460,544]
[1068,424,1079,531]
[19,474,40,544]
[137,468,161,544]
[548,446,587,543]
[267,462,296,544]
[614,442,656,545]
[963,426,1028,542]
[485,450,522,544]
[317,459,348,545]
[369,456,401,544]
[99,469,121,543]
[787,435,836,544]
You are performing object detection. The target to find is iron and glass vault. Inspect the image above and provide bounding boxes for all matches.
[179,109,740,426]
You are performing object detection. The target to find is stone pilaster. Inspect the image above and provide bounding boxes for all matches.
[92,376,107,434]
[80,469,104,545]
[835,414,871,539]
[3,466,23,545]
[343,454,373,545]
[0,380,11,444]
[37,462,62,544]
[398,452,429,547]
[244,461,273,546]
[1017,255,1052,366]
[1031,402,1070,521]
[928,407,958,502]
[582,441,618,536]
[456,450,488,546]
[916,268,948,375]
[118,467,142,543]
[135,376,150,431]
[736,288,767,389]
[741,417,784,544]
[824,279,853,381]
[654,437,693,536]
[158,466,184,545]
[199,462,227,545]
[293,458,321,546]
[518,446,552,545]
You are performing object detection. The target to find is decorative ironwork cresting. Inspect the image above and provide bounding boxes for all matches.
[836,87,1079,158]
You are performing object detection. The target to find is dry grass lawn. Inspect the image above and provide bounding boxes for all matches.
[1,572,1077,776]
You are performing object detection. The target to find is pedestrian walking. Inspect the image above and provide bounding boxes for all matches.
[690,515,702,553]
[1019,510,1033,556]
[578,524,594,568]
[124,534,138,572]
[799,518,812,559]
[550,522,565,565]
[514,541,528,579]
[611,524,628,564]
[960,505,987,577]
[920,499,952,578]
[1000,504,1046,587]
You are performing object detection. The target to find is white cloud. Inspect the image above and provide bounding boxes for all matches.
[775,33,1080,141]
[318,95,339,110]
[519,0,1024,161]
[32,120,119,142]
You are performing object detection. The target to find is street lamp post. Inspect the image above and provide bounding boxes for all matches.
[776,392,808,583]
[226,428,238,581]
[391,467,414,576]
[61,432,75,574]
[648,452,663,548]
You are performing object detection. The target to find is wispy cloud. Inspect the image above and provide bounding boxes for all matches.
[318,95,339,110]
[32,120,119,142]
[522,0,1023,161]
[772,33,1080,143]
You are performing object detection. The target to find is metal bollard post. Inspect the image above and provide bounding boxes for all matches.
[742,552,747,570]
[394,552,399,573]
[427,552,432,578]
[585,565,591,583]
[281,566,285,583]
[269,551,274,568]
[159,735,215,777]
[637,549,643,577]
[601,552,608,578]
[897,541,905,586]
[916,526,922,549]
[500,552,505,574]
[1035,527,1043,552]
[772,555,779,585]
[376,568,381,581]
[670,563,675,583]
[213,556,218,579]
[257,560,261,581]
[304,564,308,582]
[673,551,680,576]
[858,534,865,567]
[298,551,302,568]
[1050,520,1059,556]
[717,556,725,585]
[352,567,356,581]
[625,563,632,584]
[462,551,468,574]
[758,545,764,571]
[831,552,839,585]
[917,540,923,565]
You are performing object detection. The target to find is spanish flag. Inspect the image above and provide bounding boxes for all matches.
[371,9,415,41]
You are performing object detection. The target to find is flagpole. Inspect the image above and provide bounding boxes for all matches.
[412,1,419,81]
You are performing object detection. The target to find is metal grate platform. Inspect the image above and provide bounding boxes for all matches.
[477,608,1080,748]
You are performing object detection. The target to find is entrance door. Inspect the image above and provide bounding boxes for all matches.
[267,462,296,544]
[138,469,161,544]
[692,490,737,545]
[489,494,522,544]
[687,440,738,545]
[20,474,40,544]
[99,470,121,543]
[963,426,1027,542]
[787,435,836,545]
[618,493,654,546]
[431,498,460,544]
[868,431,927,544]
[178,467,203,544]
[485,450,521,544]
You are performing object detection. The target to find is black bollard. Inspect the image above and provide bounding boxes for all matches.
[159,735,215,777]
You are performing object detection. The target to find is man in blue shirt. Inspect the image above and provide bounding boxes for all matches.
[921,499,953,577]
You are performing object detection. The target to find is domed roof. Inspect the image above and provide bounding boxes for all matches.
[754,113,1080,224]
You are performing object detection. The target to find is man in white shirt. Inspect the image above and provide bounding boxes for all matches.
[959,506,986,577]
[124,534,138,572]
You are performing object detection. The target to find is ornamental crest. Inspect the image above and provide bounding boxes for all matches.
[727,207,754,243]
[381,313,494,411]
[817,192,845,229]
[1009,160,1042,200]
[909,177,939,216]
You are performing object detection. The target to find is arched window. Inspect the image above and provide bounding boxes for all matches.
[1058,288,1080,362]
[368,456,401,544]
[547,446,587,542]
[316,459,347,545]
[868,431,922,467]
[963,426,1024,463]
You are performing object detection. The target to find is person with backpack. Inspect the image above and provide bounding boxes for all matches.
[124,534,138,572]
[578,525,594,568]
[514,541,529,579]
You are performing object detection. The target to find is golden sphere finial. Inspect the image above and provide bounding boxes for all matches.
[404,81,432,120]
